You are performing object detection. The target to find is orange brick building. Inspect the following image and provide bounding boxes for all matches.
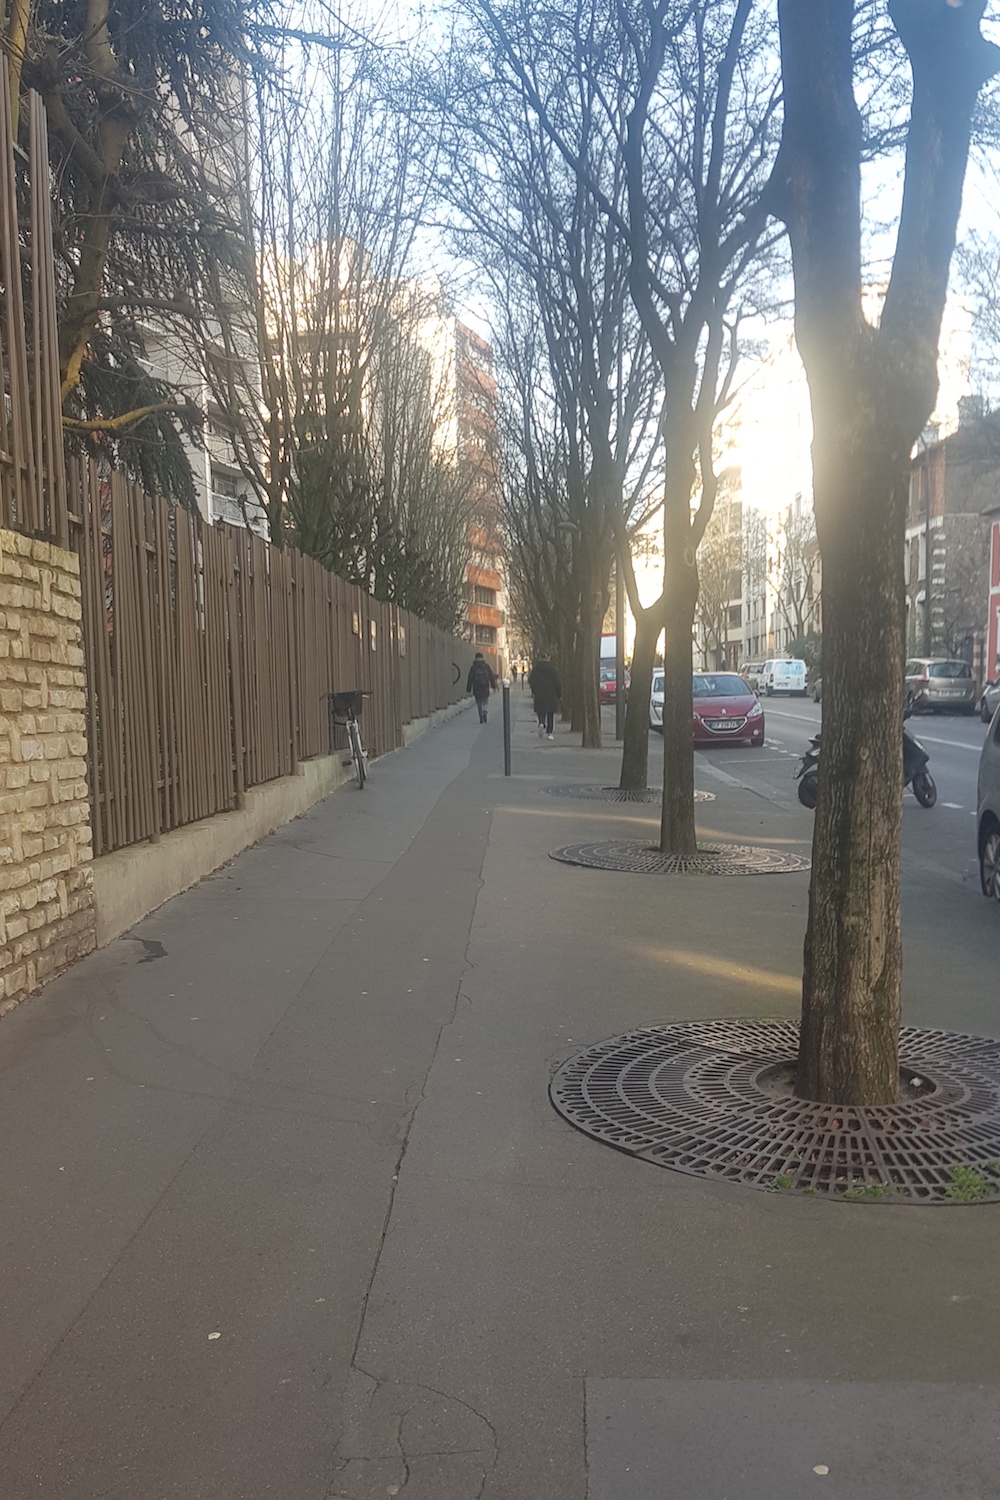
[455,323,506,668]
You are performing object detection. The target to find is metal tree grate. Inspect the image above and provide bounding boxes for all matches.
[542,784,715,804]
[549,1019,1000,1203]
[549,839,810,876]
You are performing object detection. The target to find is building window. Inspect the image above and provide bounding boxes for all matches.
[474,624,497,645]
[728,604,742,628]
[474,586,497,607]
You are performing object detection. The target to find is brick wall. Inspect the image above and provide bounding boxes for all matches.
[0,531,95,1013]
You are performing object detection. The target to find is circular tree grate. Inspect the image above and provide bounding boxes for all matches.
[550,1018,1000,1203]
[549,839,809,876]
[542,784,715,804]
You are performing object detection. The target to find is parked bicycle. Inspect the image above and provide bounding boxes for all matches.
[328,690,370,789]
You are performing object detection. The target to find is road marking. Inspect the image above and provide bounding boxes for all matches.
[910,733,981,751]
[942,802,963,809]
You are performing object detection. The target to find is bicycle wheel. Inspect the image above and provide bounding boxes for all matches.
[348,719,366,789]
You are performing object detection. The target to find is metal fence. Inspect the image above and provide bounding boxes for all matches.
[0,66,69,546]
[73,457,481,857]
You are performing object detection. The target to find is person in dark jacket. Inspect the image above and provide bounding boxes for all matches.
[466,652,498,723]
[528,654,561,739]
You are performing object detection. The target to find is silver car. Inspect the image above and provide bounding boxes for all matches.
[977,714,1000,900]
[980,679,1000,724]
[904,658,977,714]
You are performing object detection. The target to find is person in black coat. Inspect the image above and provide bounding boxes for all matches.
[466,652,498,723]
[528,654,561,738]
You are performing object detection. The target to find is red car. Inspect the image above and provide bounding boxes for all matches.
[691,671,765,747]
[599,664,630,704]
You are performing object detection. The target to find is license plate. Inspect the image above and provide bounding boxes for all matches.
[704,718,744,731]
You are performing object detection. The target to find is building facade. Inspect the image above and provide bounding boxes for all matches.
[454,324,506,662]
[905,410,1000,675]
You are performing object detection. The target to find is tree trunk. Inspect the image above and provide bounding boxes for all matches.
[578,579,605,749]
[660,537,699,858]
[796,436,906,1104]
[556,623,576,725]
[567,624,583,729]
[619,602,661,790]
[778,0,1000,1105]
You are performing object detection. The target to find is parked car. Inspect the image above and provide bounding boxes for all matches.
[599,663,630,705]
[980,679,1000,724]
[977,713,1000,900]
[759,658,808,697]
[904,658,977,714]
[650,671,765,747]
[740,661,765,692]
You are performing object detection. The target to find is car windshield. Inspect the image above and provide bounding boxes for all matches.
[692,674,748,697]
[652,675,664,694]
[928,661,971,678]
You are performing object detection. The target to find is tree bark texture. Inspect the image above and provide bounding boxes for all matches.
[619,602,662,791]
[778,0,1000,1104]
[659,519,699,859]
[577,579,606,749]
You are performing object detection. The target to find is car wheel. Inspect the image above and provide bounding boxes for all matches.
[765,685,773,697]
[980,823,1000,900]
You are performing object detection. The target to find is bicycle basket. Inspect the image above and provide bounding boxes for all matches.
[331,690,365,718]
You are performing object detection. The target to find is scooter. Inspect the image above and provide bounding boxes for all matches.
[795,718,937,810]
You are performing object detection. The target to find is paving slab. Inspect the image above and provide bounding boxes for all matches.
[586,1378,1000,1499]
[1,693,999,1499]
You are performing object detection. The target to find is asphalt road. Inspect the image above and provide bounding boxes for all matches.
[692,694,1000,1036]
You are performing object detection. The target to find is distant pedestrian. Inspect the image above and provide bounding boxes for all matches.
[466,651,498,724]
[528,654,561,739]
[510,663,518,686]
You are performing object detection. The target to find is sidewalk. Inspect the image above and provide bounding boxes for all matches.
[1,693,998,1499]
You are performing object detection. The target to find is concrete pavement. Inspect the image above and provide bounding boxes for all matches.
[1,691,999,1498]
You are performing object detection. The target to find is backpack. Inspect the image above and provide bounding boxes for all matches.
[470,659,492,693]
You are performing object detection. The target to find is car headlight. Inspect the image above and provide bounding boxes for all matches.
[748,700,763,718]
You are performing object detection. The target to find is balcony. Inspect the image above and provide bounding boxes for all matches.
[467,603,503,629]
[210,491,268,538]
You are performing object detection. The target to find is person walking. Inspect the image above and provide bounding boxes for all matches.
[466,651,497,724]
[528,653,561,739]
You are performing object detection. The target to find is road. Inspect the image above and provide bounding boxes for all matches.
[692,695,999,1035]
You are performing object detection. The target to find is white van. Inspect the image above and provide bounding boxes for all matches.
[760,659,808,697]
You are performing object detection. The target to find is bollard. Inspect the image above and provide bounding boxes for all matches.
[502,678,512,776]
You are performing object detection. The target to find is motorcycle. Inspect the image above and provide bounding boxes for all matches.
[795,719,937,810]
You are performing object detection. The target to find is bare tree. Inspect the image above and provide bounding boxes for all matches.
[774,500,821,646]
[935,519,990,659]
[742,502,771,656]
[696,491,743,668]
[464,0,782,847]
[777,0,1000,1104]
[428,24,665,748]
[243,34,477,625]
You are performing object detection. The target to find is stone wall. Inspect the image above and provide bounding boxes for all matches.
[0,531,95,1013]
